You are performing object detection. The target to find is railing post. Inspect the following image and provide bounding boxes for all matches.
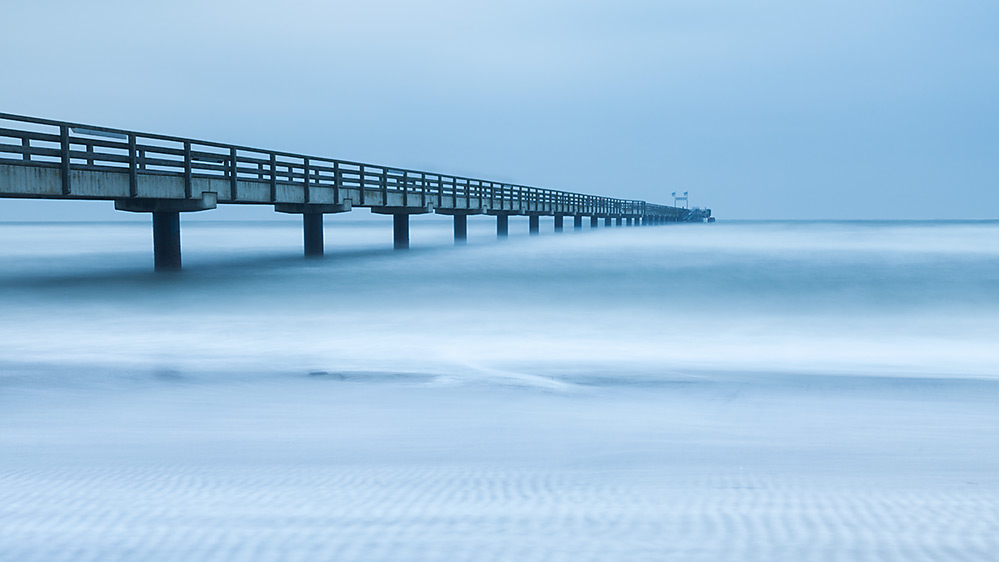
[21,136,30,162]
[127,132,137,197]
[359,164,366,205]
[60,125,71,195]
[402,171,409,206]
[381,168,388,205]
[229,147,238,201]
[333,161,340,204]
[183,141,193,199]
[303,157,310,204]
[421,172,427,207]
[269,153,277,202]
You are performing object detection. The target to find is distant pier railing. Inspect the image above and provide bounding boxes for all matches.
[0,112,711,270]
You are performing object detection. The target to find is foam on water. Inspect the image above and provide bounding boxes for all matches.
[1,219,997,561]
[0,219,996,380]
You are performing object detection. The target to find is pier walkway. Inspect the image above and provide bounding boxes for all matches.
[0,113,711,270]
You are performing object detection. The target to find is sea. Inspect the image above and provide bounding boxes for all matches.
[1,218,997,561]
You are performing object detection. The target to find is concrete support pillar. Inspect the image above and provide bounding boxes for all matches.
[554,215,564,232]
[303,213,323,257]
[604,217,612,227]
[393,214,409,249]
[453,214,468,245]
[529,215,540,235]
[590,216,599,228]
[152,211,181,272]
[116,194,217,272]
[643,217,649,226]
[616,217,623,226]
[496,214,509,238]
[275,202,351,257]
[626,217,633,226]
[573,215,583,230]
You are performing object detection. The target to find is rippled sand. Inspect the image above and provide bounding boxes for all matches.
[2,368,996,562]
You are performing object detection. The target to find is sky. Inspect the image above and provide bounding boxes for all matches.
[1,0,997,220]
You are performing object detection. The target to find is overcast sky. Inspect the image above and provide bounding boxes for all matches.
[2,0,997,219]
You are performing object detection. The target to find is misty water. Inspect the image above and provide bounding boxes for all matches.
[2,219,997,561]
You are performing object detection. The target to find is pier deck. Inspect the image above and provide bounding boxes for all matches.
[1,113,711,269]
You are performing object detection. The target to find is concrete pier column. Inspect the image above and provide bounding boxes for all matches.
[529,215,540,235]
[453,214,468,245]
[626,217,633,226]
[496,214,509,239]
[573,215,583,230]
[393,214,409,249]
[554,215,564,232]
[590,216,599,228]
[435,208,482,245]
[275,202,351,257]
[643,217,649,226]
[371,204,433,250]
[115,194,217,272]
[152,211,181,272]
[303,213,323,257]
[604,217,612,227]
[616,217,623,226]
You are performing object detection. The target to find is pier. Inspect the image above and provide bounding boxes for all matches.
[0,113,711,271]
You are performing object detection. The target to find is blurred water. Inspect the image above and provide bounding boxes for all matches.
[0,219,996,381]
[2,219,998,562]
